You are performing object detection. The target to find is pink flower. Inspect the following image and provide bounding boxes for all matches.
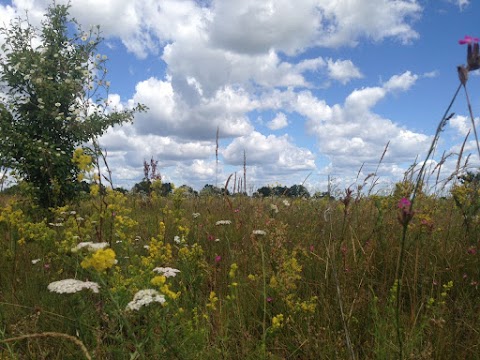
[214,255,221,263]
[309,245,314,252]
[459,35,479,45]
[467,246,477,255]
[398,197,411,209]
[266,297,273,303]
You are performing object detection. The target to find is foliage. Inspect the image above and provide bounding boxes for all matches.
[1,189,480,359]
[0,3,145,208]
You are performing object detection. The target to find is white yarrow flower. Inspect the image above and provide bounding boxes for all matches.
[31,258,41,264]
[174,235,181,244]
[126,289,166,311]
[215,220,232,226]
[71,241,109,253]
[252,230,267,236]
[270,204,279,213]
[282,199,290,207]
[153,267,181,278]
[48,279,100,294]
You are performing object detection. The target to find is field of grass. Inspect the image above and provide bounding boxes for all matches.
[0,183,479,359]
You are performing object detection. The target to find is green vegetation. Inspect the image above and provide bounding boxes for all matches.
[0,3,144,208]
[0,182,480,359]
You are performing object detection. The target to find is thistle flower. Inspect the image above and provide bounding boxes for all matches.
[153,267,181,278]
[126,289,166,311]
[47,279,100,294]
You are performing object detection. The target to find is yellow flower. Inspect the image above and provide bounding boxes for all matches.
[272,314,284,329]
[81,248,116,272]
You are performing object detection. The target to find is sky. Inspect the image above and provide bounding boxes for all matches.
[0,0,479,194]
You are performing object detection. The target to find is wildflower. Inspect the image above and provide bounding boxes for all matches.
[398,197,411,209]
[467,246,477,255]
[252,230,267,236]
[282,199,290,207]
[192,212,200,219]
[126,289,166,311]
[81,248,116,272]
[55,102,61,107]
[397,197,414,226]
[271,314,284,329]
[71,241,109,253]
[270,204,279,213]
[215,255,222,263]
[215,220,231,226]
[266,297,273,303]
[459,35,480,71]
[31,258,41,265]
[47,279,100,294]
[153,267,181,278]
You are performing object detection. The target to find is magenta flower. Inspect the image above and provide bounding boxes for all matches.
[214,255,221,263]
[398,197,411,209]
[459,35,479,45]
[459,35,480,72]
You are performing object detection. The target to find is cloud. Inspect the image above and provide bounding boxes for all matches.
[383,70,418,91]
[450,0,470,10]
[131,77,255,140]
[268,112,289,130]
[448,115,478,137]
[258,71,430,176]
[326,58,363,84]
[223,131,316,169]
[315,0,421,47]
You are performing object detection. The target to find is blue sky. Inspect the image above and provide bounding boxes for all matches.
[1,0,479,193]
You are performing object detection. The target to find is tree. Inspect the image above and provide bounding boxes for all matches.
[256,186,272,197]
[288,184,310,198]
[0,3,145,207]
[200,184,229,196]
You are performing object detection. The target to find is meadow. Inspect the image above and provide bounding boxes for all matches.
[0,177,479,359]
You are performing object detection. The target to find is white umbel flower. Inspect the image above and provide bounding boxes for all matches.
[126,289,166,311]
[215,220,232,226]
[252,230,267,236]
[71,241,109,253]
[47,279,100,294]
[153,267,181,278]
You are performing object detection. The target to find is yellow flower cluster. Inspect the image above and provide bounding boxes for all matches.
[142,237,173,268]
[206,291,218,311]
[72,148,93,182]
[271,314,284,330]
[81,248,116,272]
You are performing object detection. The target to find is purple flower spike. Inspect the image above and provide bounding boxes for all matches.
[459,35,479,45]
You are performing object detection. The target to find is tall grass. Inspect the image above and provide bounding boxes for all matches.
[0,184,479,359]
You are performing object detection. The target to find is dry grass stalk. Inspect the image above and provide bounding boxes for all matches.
[1,332,92,360]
